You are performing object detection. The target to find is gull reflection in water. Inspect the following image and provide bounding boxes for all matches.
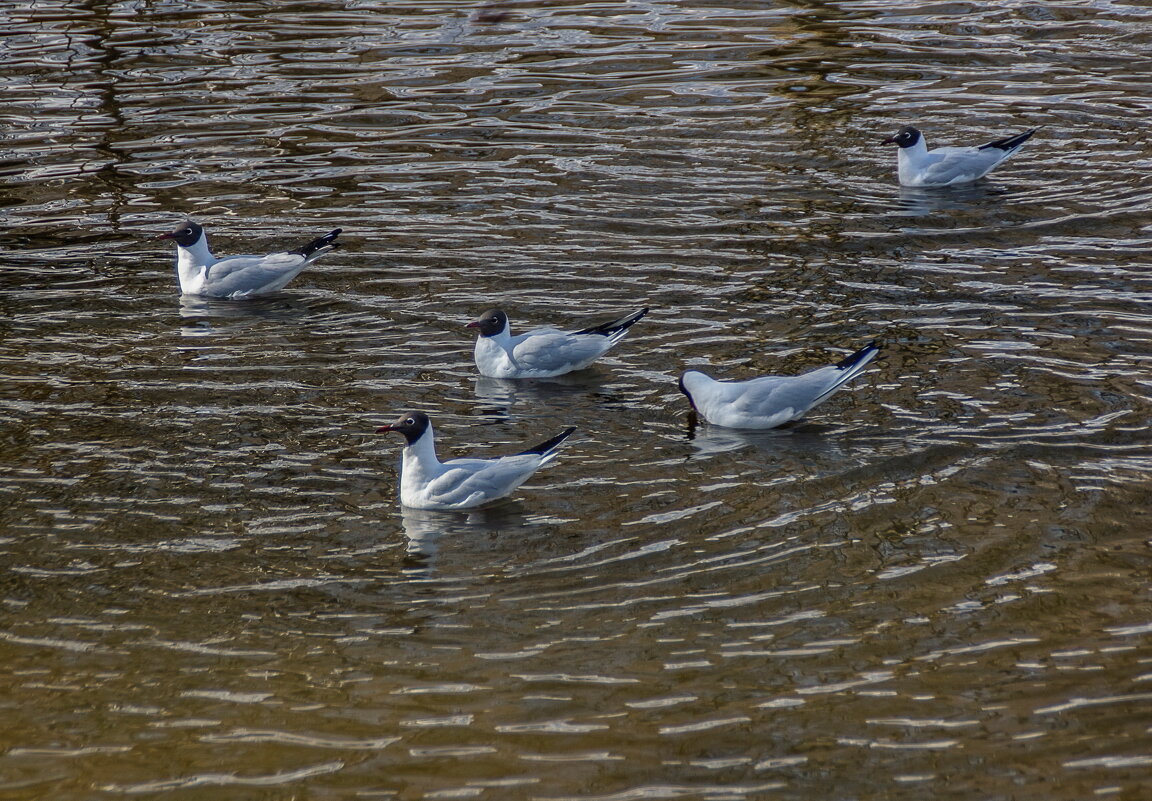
[685,412,849,461]
[892,182,1008,217]
[399,504,534,574]
[177,294,321,336]
[472,373,616,414]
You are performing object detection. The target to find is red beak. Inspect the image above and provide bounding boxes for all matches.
[465,321,479,328]
[376,424,395,433]
[880,136,897,145]
[156,232,176,240]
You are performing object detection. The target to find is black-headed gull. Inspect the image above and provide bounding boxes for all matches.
[678,342,880,429]
[377,411,576,510]
[882,126,1035,187]
[467,307,648,378]
[158,219,341,298]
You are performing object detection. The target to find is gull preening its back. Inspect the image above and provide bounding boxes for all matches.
[158,219,341,298]
[882,125,1035,187]
[678,342,880,429]
[377,411,576,510]
[468,306,649,379]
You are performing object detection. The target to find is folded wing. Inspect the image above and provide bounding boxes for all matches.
[918,147,1005,186]
[205,252,312,297]
[510,331,613,374]
[425,454,550,508]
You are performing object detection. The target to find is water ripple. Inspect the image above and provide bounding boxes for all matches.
[2,1,1151,800]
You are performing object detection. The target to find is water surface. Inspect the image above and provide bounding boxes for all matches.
[2,1,1151,799]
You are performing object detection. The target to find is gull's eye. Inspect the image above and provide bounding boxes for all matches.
[405,418,415,425]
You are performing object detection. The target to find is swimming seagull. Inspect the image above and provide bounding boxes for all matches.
[467,307,648,378]
[678,342,880,429]
[157,219,342,298]
[376,411,576,510]
[882,126,1036,187]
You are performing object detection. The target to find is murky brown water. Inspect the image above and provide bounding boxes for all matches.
[3,1,1152,798]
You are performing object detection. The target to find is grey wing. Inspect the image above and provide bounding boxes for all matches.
[206,253,309,296]
[729,377,809,418]
[511,331,609,373]
[738,368,846,416]
[429,455,542,505]
[920,147,1002,184]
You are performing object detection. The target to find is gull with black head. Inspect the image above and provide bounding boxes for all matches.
[376,411,576,510]
[467,306,648,378]
[157,219,342,298]
[882,125,1035,187]
[678,342,881,429]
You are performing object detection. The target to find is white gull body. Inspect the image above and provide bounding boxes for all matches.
[377,412,576,510]
[159,219,341,298]
[883,125,1035,187]
[679,342,880,429]
[469,307,648,379]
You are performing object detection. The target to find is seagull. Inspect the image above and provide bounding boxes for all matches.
[882,125,1036,187]
[467,307,648,378]
[157,219,341,298]
[678,342,880,429]
[376,411,576,510]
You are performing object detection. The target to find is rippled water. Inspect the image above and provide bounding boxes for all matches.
[3,1,1152,798]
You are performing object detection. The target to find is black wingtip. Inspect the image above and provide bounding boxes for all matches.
[979,129,1036,152]
[293,228,343,257]
[519,426,577,456]
[835,340,881,370]
[573,307,649,337]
